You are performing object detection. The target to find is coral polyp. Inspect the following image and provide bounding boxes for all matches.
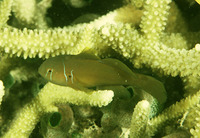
[0,0,200,137]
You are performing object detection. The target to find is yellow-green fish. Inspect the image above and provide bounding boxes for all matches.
[38,53,166,103]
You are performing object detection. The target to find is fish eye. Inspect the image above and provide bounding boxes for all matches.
[45,68,54,80]
[47,69,53,73]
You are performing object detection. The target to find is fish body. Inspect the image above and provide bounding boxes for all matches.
[39,55,135,87]
[38,54,166,103]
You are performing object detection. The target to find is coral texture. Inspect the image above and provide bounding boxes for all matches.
[0,0,200,137]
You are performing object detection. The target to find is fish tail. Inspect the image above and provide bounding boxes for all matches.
[131,74,167,104]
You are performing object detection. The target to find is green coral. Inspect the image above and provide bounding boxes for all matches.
[0,0,200,137]
[3,83,114,137]
[0,80,5,106]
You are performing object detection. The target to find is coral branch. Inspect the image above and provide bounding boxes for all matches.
[146,90,200,136]
[0,0,200,137]
[0,0,12,27]
[3,82,114,137]
[0,80,5,106]
[130,100,150,138]
[140,0,171,40]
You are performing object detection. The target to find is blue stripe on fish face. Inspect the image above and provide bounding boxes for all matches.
[71,70,74,84]
[62,61,68,83]
[45,68,53,81]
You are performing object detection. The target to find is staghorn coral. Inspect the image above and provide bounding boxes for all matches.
[0,81,5,107]
[130,100,150,138]
[0,0,12,26]
[12,0,52,28]
[3,83,114,137]
[0,0,200,137]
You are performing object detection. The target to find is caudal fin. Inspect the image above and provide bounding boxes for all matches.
[132,74,167,104]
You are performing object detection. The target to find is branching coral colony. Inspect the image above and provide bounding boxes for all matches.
[0,0,200,137]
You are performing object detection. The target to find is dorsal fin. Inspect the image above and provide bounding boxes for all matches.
[76,53,100,60]
[75,48,100,60]
[101,58,134,75]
